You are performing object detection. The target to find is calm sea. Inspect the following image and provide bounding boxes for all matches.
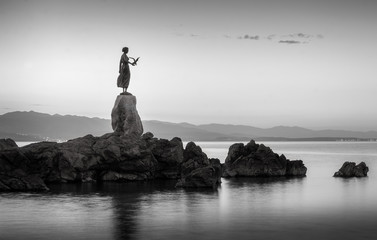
[1,141,376,240]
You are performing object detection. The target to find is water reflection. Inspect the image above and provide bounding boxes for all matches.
[0,185,115,240]
[1,175,377,240]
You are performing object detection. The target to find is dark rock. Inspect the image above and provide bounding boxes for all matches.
[0,172,49,191]
[181,142,210,176]
[286,159,307,176]
[176,142,221,188]
[334,161,369,178]
[141,132,155,141]
[0,132,187,191]
[0,143,49,191]
[147,137,184,179]
[0,138,18,151]
[222,140,307,178]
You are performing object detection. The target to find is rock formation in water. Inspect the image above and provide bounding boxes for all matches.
[0,93,309,191]
[222,140,307,178]
[142,132,184,179]
[1,92,216,191]
[176,142,222,188]
[0,133,163,190]
[111,93,143,138]
[0,132,223,191]
[333,161,369,178]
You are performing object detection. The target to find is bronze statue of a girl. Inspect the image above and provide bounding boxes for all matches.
[117,47,139,93]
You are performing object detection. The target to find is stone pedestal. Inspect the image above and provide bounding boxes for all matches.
[111,94,143,138]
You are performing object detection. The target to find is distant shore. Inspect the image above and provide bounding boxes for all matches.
[2,111,377,142]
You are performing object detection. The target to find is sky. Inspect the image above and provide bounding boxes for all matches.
[1,0,377,131]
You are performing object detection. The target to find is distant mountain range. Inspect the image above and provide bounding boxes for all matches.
[1,111,377,142]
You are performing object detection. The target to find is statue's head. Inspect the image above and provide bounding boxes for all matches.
[122,47,129,53]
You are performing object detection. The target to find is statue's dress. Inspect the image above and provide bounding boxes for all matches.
[117,54,131,89]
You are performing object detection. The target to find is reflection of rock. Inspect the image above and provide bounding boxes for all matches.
[0,138,18,151]
[111,94,143,138]
[333,161,369,178]
[176,142,222,188]
[222,140,307,178]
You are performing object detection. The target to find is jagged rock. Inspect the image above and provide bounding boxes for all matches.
[111,94,143,138]
[176,142,222,188]
[0,142,49,191]
[333,161,369,177]
[147,136,184,179]
[286,159,307,176]
[0,138,18,151]
[222,140,307,178]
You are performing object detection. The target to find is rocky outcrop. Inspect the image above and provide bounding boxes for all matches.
[111,94,143,138]
[333,162,369,178]
[0,138,18,151]
[1,136,310,191]
[0,143,50,191]
[176,142,222,188]
[0,133,155,191]
[222,140,307,178]
[143,133,184,179]
[0,133,222,191]
[286,159,307,176]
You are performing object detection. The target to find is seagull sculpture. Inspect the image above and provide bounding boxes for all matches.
[130,57,140,66]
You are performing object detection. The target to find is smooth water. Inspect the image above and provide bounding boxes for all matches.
[1,141,377,240]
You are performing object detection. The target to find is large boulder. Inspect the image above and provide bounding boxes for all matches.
[111,94,143,138]
[333,161,369,177]
[176,142,222,188]
[222,140,306,178]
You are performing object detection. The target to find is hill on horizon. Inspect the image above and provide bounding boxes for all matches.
[1,111,377,142]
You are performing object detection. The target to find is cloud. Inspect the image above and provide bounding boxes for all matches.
[284,33,312,38]
[279,40,302,44]
[179,31,323,45]
[238,34,259,40]
[277,33,324,44]
[229,32,323,44]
